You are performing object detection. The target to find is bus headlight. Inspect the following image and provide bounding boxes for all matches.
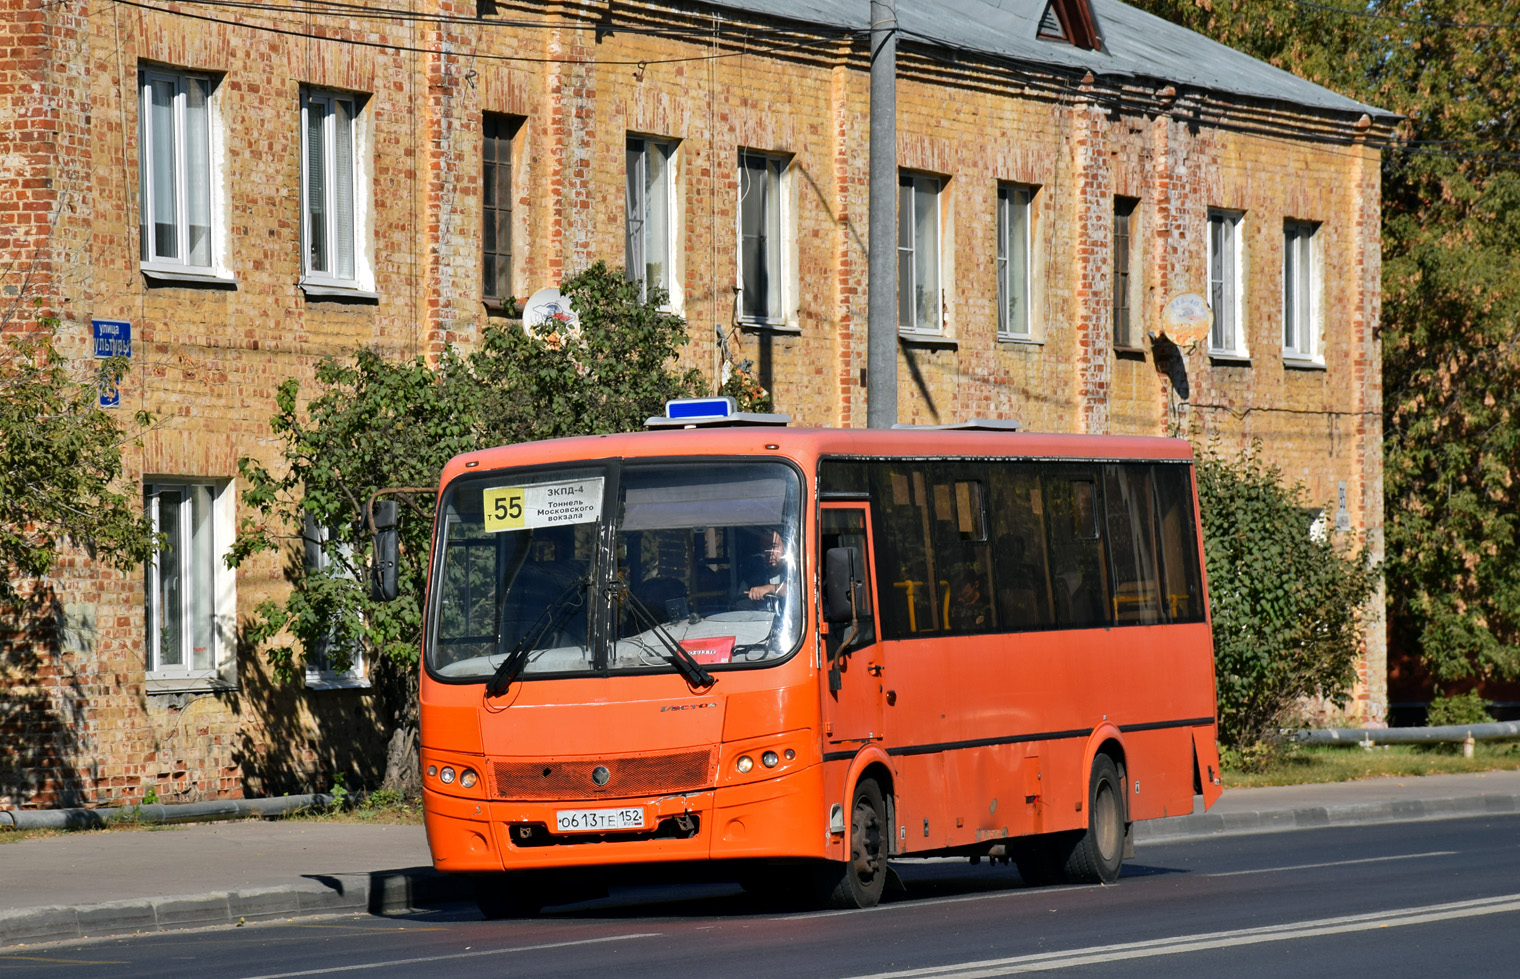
[460,769,478,789]
[440,766,456,784]
[736,755,754,774]
[762,751,779,768]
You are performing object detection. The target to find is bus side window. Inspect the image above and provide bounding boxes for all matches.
[873,465,939,637]
[931,470,995,634]
[1044,472,1111,628]
[1153,464,1206,621]
[987,466,1053,630]
[1105,465,1163,625]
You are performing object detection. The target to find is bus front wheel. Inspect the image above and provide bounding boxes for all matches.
[816,778,890,909]
[1063,754,1127,885]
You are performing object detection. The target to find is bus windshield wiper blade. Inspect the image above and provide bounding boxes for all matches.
[617,580,715,689]
[486,577,588,697]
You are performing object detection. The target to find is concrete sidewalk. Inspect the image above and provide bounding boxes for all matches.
[4,769,1519,948]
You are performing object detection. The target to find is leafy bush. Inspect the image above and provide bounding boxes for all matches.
[1196,443,1380,756]
[1426,691,1493,728]
[0,319,156,604]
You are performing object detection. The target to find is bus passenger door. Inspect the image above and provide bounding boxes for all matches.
[820,504,885,748]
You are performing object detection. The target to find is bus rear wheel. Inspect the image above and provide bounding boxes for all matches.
[1063,754,1127,885]
[816,778,889,909]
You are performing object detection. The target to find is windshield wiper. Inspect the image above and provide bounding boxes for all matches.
[486,577,588,697]
[616,578,715,689]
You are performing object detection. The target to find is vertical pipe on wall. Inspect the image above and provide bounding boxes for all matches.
[866,0,897,429]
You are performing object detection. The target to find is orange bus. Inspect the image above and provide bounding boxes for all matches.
[389,405,1222,915]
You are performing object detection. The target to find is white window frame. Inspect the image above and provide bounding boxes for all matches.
[138,67,227,279]
[997,183,1034,340]
[899,172,944,336]
[145,481,235,689]
[1207,209,1248,358]
[736,150,793,327]
[300,87,373,294]
[1283,219,1323,364]
[302,514,368,689]
[626,136,681,310]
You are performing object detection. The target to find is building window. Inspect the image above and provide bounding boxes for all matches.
[1283,219,1321,362]
[997,184,1033,340]
[138,68,217,271]
[1207,209,1246,356]
[738,151,789,325]
[301,88,368,290]
[1114,197,1139,348]
[626,136,678,307]
[899,173,943,334]
[302,515,366,688]
[145,482,232,679]
[483,114,517,304]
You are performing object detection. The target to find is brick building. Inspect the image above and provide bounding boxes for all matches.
[0,0,1395,807]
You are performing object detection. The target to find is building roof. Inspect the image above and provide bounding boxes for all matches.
[703,0,1395,123]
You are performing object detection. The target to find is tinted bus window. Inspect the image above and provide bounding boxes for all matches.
[987,466,1053,629]
[1153,463,1206,622]
[929,468,995,634]
[1105,464,1163,625]
[1044,469,1110,628]
[876,466,941,637]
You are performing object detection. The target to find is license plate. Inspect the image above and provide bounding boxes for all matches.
[555,807,646,833]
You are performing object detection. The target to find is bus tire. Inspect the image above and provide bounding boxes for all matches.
[816,778,890,909]
[1063,754,1126,885]
[472,873,542,919]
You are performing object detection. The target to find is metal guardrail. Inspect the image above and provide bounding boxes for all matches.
[1294,721,1520,756]
[0,793,336,830]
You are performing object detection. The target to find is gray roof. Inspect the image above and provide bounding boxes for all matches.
[703,0,1393,121]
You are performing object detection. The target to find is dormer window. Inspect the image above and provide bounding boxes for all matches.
[1036,0,1102,51]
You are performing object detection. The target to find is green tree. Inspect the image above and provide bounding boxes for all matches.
[1196,445,1380,755]
[1131,0,1520,688]
[229,264,705,787]
[0,318,156,606]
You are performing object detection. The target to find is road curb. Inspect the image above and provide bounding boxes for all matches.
[8,795,1520,947]
[0,868,472,948]
[1134,791,1520,843]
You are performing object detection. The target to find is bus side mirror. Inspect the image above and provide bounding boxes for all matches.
[370,499,399,602]
[825,546,863,624]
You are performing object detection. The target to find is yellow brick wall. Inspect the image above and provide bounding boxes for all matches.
[0,0,1388,806]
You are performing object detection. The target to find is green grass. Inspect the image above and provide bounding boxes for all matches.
[1223,742,1520,789]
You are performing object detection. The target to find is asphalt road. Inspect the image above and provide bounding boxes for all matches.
[5,815,1518,979]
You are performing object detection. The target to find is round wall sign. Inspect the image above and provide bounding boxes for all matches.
[1160,292,1213,345]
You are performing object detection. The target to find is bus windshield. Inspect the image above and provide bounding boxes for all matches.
[428,460,803,682]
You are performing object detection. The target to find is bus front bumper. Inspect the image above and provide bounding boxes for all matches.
[423,765,826,873]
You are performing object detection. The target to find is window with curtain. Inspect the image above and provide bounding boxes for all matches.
[899,173,943,334]
[145,482,231,677]
[301,88,360,286]
[997,184,1033,339]
[1207,209,1246,356]
[738,151,787,324]
[626,136,676,305]
[138,68,215,270]
[1283,219,1321,362]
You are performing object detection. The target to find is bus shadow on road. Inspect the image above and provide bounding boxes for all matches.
[437,859,1194,922]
